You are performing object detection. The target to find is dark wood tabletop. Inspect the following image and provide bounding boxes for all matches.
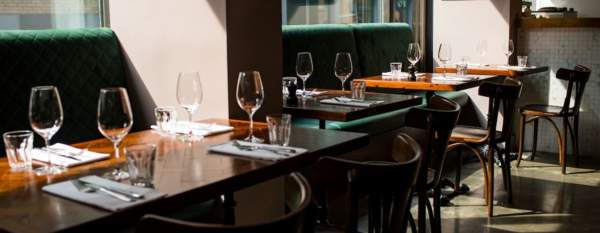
[0,119,369,233]
[355,73,504,92]
[282,90,422,129]
[434,66,548,77]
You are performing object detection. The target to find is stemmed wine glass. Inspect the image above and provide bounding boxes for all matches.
[503,40,514,66]
[97,87,133,180]
[407,43,422,79]
[476,39,488,64]
[29,86,65,175]
[236,71,264,142]
[296,52,313,97]
[438,43,452,77]
[334,52,353,91]
[176,71,203,129]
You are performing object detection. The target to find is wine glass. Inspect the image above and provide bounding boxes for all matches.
[236,71,265,142]
[334,52,353,91]
[29,86,65,175]
[438,43,452,77]
[296,52,313,97]
[176,71,203,124]
[476,39,488,64]
[503,40,514,66]
[98,87,133,180]
[407,43,422,79]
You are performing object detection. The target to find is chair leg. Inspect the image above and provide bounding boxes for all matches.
[487,145,495,217]
[517,114,527,167]
[447,143,489,203]
[425,198,435,233]
[574,114,580,167]
[541,117,566,175]
[532,119,539,161]
[407,211,417,233]
[504,140,513,203]
[433,186,442,233]
[454,149,462,193]
[348,182,359,233]
[562,117,569,175]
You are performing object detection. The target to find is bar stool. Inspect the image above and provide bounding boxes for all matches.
[400,95,461,233]
[446,78,523,217]
[517,65,591,174]
[316,133,422,233]
[136,173,311,233]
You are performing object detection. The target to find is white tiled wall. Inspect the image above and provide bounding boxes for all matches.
[518,28,600,158]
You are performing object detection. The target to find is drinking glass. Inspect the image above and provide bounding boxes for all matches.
[282,77,297,96]
[476,40,488,63]
[390,62,403,79]
[351,80,366,100]
[407,43,422,71]
[126,144,157,188]
[266,114,291,147]
[98,87,133,180]
[503,40,514,66]
[29,86,65,175]
[154,106,177,133]
[334,52,353,91]
[3,130,33,171]
[176,71,203,124]
[236,71,265,142]
[518,55,528,67]
[438,43,452,77]
[296,52,313,97]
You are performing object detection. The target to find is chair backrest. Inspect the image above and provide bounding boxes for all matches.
[478,78,523,142]
[404,95,460,187]
[0,28,155,152]
[556,65,591,115]
[317,133,422,233]
[136,173,312,233]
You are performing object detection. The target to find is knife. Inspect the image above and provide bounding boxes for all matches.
[77,179,145,200]
[72,180,133,202]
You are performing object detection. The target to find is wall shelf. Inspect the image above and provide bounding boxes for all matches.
[520,18,600,28]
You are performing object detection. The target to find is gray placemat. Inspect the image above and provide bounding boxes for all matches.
[43,175,166,212]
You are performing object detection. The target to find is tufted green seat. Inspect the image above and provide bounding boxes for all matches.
[0,28,155,152]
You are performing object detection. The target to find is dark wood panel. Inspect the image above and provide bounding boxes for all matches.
[283,90,422,122]
[520,18,600,28]
[0,119,368,233]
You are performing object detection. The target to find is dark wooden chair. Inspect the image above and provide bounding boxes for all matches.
[516,65,591,174]
[446,78,523,217]
[136,173,312,233]
[316,133,422,233]
[400,95,461,233]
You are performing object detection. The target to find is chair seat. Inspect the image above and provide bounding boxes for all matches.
[450,125,501,144]
[520,104,573,117]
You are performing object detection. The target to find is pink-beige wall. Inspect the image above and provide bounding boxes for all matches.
[108,0,228,121]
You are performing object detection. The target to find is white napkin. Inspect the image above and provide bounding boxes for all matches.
[209,140,307,161]
[296,90,327,96]
[31,143,110,167]
[431,74,481,82]
[495,65,536,71]
[381,72,426,79]
[151,122,234,137]
[320,97,384,107]
[42,175,165,212]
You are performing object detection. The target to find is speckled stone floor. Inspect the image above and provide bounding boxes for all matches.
[412,152,600,233]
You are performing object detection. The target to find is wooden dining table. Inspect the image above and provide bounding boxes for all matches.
[434,65,548,77]
[0,118,369,233]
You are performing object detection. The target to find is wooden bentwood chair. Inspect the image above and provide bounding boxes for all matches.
[447,78,523,217]
[517,65,591,175]
[136,173,311,233]
[400,95,461,233]
[317,133,422,233]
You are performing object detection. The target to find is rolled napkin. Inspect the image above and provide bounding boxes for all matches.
[151,121,234,137]
[31,143,110,167]
[42,175,166,212]
[320,97,384,107]
[209,140,307,161]
[296,89,327,96]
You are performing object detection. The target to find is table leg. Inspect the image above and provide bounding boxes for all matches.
[319,120,326,129]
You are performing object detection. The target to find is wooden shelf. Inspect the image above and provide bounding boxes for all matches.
[520,18,600,28]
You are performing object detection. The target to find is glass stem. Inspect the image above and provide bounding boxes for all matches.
[249,112,254,137]
[187,110,193,123]
[44,137,51,167]
[302,79,306,96]
[341,79,345,91]
[113,141,120,159]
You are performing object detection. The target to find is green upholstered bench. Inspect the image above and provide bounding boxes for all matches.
[282,23,469,134]
[0,28,155,152]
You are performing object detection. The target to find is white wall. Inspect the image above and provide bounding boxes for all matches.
[433,0,511,66]
[533,0,600,17]
[109,0,228,120]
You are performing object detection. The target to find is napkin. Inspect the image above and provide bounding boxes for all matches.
[320,97,384,107]
[31,143,110,167]
[151,122,234,137]
[296,89,327,96]
[431,74,481,82]
[209,140,307,161]
[495,65,536,71]
[42,175,166,212]
[381,72,426,79]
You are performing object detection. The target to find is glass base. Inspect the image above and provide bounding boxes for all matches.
[35,165,66,176]
[244,134,264,143]
[103,169,130,181]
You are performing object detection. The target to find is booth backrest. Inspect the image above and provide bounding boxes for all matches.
[282,23,413,89]
[0,28,148,151]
